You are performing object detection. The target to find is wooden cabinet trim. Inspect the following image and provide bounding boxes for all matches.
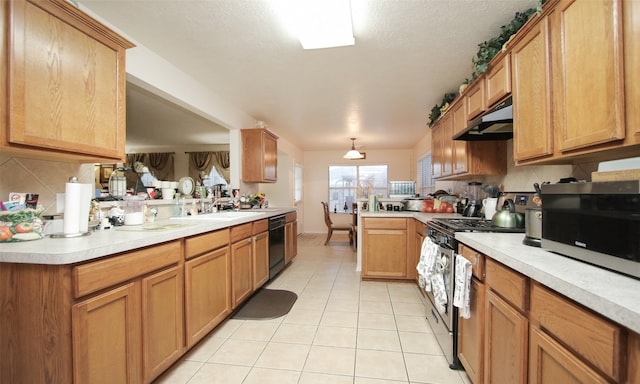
[185,229,229,259]
[73,240,182,298]
[363,217,407,229]
[458,244,485,281]
[529,326,609,384]
[230,222,253,243]
[530,282,622,381]
[252,219,268,234]
[485,257,528,311]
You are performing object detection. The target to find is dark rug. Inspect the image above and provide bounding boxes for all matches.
[232,289,298,320]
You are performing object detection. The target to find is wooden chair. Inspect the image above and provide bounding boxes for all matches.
[321,201,353,246]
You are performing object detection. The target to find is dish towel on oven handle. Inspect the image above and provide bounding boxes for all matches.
[453,254,472,319]
[417,236,439,292]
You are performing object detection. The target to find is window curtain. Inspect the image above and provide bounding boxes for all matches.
[147,152,174,181]
[188,151,230,184]
[125,152,174,186]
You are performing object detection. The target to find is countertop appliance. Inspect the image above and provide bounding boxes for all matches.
[268,215,286,279]
[453,96,513,141]
[541,181,640,279]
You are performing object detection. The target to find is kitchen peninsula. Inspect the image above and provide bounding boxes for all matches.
[0,208,296,384]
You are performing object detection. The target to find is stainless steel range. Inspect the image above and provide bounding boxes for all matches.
[421,192,533,370]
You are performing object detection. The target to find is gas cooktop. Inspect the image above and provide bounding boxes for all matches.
[431,217,525,233]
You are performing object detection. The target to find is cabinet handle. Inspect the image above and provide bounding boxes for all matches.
[247,238,252,244]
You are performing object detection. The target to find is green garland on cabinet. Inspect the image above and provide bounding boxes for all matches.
[427,1,545,127]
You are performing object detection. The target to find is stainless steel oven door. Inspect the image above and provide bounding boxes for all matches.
[423,243,459,368]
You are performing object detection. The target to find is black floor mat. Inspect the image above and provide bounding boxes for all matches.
[232,288,298,320]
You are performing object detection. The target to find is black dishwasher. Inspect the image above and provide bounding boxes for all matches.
[268,215,286,280]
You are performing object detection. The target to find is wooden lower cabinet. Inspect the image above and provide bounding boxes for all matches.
[231,228,254,308]
[362,217,408,279]
[253,231,269,289]
[629,331,640,384]
[142,265,184,383]
[484,289,529,384]
[285,212,298,265]
[72,282,142,384]
[185,247,231,348]
[529,326,608,384]
[412,219,425,283]
[458,278,485,384]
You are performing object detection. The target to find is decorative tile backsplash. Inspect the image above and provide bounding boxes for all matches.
[0,156,94,215]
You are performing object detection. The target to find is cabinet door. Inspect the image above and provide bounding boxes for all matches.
[486,53,511,107]
[628,331,640,384]
[484,289,528,384]
[625,0,640,138]
[431,121,444,178]
[253,231,269,289]
[185,247,231,348]
[72,282,142,384]
[551,0,625,152]
[529,327,609,384]
[242,129,278,183]
[466,79,486,120]
[511,16,554,163]
[231,237,254,308]
[362,228,407,278]
[458,279,485,384]
[141,265,184,383]
[412,222,425,282]
[451,100,469,175]
[442,113,454,177]
[4,0,131,162]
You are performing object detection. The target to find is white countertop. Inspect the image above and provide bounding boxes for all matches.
[456,232,640,334]
[0,208,295,265]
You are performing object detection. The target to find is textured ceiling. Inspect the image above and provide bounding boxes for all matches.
[80,0,536,151]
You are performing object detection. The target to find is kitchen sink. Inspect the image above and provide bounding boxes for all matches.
[170,210,265,221]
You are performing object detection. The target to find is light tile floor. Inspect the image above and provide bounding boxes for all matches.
[155,233,472,384]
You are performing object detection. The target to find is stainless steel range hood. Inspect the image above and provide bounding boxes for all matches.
[453,96,513,141]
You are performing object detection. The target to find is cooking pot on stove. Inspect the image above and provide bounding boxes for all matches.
[492,199,525,228]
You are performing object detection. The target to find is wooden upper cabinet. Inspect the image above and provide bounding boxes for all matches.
[451,99,469,175]
[431,119,444,179]
[465,78,486,121]
[441,113,454,177]
[242,128,278,183]
[551,0,625,152]
[485,53,511,107]
[511,15,554,163]
[1,0,134,163]
[625,0,640,139]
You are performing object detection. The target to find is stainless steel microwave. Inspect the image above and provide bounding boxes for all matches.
[541,181,640,279]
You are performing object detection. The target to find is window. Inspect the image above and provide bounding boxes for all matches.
[328,165,388,213]
[417,154,435,196]
[294,163,303,203]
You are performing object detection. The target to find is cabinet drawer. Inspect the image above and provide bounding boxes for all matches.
[73,240,181,298]
[253,219,268,234]
[458,244,485,281]
[285,212,297,223]
[485,258,527,311]
[230,222,253,243]
[185,229,229,259]
[363,217,406,229]
[530,282,622,381]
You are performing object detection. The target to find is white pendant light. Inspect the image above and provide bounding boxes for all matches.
[343,138,364,159]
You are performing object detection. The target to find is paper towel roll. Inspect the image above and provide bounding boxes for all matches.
[63,182,82,234]
[63,182,93,234]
